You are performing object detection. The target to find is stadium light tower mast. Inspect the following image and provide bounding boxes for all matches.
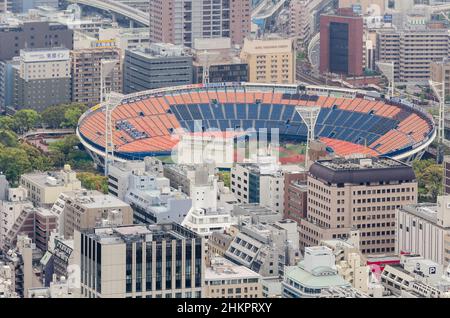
[376,61,395,98]
[429,79,445,143]
[296,106,321,169]
[104,92,124,177]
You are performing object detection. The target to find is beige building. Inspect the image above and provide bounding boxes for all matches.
[73,223,205,298]
[204,257,262,298]
[60,190,133,239]
[289,0,312,50]
[240,37,295,84]
[71,46,122,106]
[148,0,251,47]
[396,195,450,267]
[377,28,449,83]
[301,157,417,255]
[431,59,450,98]
[19,165,82,208]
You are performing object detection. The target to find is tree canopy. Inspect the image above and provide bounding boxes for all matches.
[412,159,443,203]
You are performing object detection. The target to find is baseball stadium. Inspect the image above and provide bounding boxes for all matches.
[76,82,436,167]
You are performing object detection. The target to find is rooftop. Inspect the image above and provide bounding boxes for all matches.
[285,262,350,289]
[205,257,261,281]
[64,190,129,209]
[82,223,200,244]
[399,204,444,227]
[309,157,416,184]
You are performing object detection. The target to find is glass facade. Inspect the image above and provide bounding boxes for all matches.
[329,22,349,74]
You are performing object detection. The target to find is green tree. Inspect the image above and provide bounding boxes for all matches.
[412,159,443,202]
[62,103,88,128]
[218,171,231,188]
[19,143,53,171]
[48,135,93,169]
[76,172,108,194]
[40,105,67,129]
[0,147,32,184]
[0,116,14,130]
[0,129,18,147]
[12,109,40,134]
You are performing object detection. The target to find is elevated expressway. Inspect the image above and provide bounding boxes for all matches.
[67,0,149,26]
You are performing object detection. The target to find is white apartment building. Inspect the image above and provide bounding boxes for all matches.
[0,187,33,251]
[396,195,450,266]
[231,156,287,215]
[182,170,236,238]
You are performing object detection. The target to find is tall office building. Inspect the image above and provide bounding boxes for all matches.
[123,43,193,94]
[74,223,204,298]
[0,21,73,61]
[71,47,122,106]
[148,0,251,47]
[300,157,418,255]
[396,196,450,267]
[444,156,450,195]
[240,37,296,84]
[11,48,71,111]
[377,28,449,83]
[319,10,364,76]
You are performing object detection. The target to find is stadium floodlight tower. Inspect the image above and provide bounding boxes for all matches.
[429,79,445,143]
[296,106,321,169]
[376,61,395,98]
[104,92,124,176]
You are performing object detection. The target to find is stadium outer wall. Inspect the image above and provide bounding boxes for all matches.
[76,82,436,168]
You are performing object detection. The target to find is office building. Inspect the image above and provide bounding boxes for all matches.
[205,257,262,298]
[445,155,450,195]
[284,172,308,225]
[224,219,300,278]
[148,0,251,47]
[19,165,82,208]
[282,246,351,298]
[70,47,122,106]
[0,21,73,61]
[319,10,364,76]
[74,223,205,298]
[191,37,248,84]
[380,254,450,298]
[300,157,417,254]
[107,158,164,200]
[431,59,450,101]
[98,27,150,52]
[289,0,313,50]
[58,190,133,239]
[396,195,450,266]
[230,156,287,215]
[232,204,282,225]
[124,170,192,225]
[240,37,296,84]
[377,28,449,83]
[123,43,193,94]
[0,187,33,251]
[164,163,215,196]
[12,48,71,111]
[182,168,236,238]
[0,235,35,298]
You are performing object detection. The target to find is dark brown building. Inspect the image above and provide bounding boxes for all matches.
[319,11,363,76]
[444,156,450,195]
[284,171,308,224]
[0,21,73,61]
